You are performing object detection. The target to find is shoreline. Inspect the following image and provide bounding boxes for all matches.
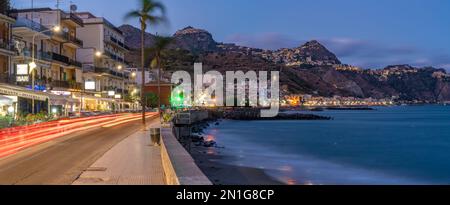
[190,145,285,185]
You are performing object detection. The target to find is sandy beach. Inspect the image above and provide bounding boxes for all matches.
[190,145,284,185]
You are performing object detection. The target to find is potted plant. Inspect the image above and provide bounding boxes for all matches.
[161,109,174,128]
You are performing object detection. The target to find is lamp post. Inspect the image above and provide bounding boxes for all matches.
[79,50,102,116]
[117,65,125,112]
[29,25,61,114]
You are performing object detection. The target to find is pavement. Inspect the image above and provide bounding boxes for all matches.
[72,120,165,185]
[0,114,160,185]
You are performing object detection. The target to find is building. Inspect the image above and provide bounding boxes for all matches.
[75,12,129,95]
[0,13,17,116]
[0,13,15,83]
[143,81,173,108]
[8,8,85,114]
[74,12,136,111]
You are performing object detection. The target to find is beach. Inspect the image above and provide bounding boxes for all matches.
[190,144,284,185]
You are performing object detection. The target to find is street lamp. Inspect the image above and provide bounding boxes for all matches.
[30,25,61,114]
[95,51,103,57]
[117,65,125,112]
[80,50,103,115]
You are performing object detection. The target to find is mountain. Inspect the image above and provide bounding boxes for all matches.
[119,24,156,49]
[119,24,450,102]
[172,26,219,53]
[262,40,342,66]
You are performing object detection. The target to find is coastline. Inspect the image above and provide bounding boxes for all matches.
[190,143,285,185]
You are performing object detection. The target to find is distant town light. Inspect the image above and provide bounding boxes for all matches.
[51,107,58,114]
[95,51,103,57]
[117,65,123,70]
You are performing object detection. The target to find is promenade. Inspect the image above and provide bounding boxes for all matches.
[73,121,165,185]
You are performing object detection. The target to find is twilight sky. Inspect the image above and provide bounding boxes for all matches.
[12,0,450,70]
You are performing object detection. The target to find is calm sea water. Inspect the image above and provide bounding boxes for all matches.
[204,105,450,185]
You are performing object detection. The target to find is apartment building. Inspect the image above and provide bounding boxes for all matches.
[0,13,15,83]
[75,12,130,98]
[10,8,84,92]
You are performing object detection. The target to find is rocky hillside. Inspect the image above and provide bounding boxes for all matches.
[119,24,450,102]
[172,26,219,53]
[261,40,342,66]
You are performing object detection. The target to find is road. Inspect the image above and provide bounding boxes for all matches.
[0,113,159,185]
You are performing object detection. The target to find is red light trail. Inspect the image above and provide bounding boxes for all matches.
[0,113,158,159]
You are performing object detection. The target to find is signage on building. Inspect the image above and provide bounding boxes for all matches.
[16,75,30,82]
[85,81,96,90]
[108,91,115,96]
[16,64,30,82]
[114,94,122,99]
[51,91,72,96]
[16,64,29,75]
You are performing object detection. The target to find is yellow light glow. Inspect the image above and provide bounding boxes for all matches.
[53,25,61,32]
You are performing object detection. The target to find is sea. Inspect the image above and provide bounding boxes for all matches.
[203,105,450,185]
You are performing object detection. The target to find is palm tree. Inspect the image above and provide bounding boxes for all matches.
[125,0,166,124]
[146,36,173,109]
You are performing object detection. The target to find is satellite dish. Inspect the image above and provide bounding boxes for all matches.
[70,4,78,12]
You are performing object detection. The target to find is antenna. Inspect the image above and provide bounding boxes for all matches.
[56,0,63,9]
[70,4,78,13]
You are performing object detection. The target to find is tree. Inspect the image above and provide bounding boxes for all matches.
[0,0,11,15]
[125,0,166,124]
[146,35,173,109]
[145,92,158,108]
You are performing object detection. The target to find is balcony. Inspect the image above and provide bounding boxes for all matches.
[61,13,84,27]
[0,39,15,55]
[94,67,125,78]
[52,31,84,47]
[50,52,81,68]
[52,52,70,64]
[105,36,129,51]
[50,80,82,90]
[13,17,51,36]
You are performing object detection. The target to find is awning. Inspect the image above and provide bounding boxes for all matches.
[0,83,49,101]
[47,94,80,105]
[72,93,119,103]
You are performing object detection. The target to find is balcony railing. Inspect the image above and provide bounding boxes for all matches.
[69,59,82,67]
[52,52,70,64]
[0,39,14,51]
[67,35,83,47]
[61,13,84,27]
[106,36,129,51]
[50,80,82,90]
[13,17,51,35]
[52,31,83,47]
[94,67,126,78]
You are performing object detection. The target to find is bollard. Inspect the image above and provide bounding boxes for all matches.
[149,128,161,146]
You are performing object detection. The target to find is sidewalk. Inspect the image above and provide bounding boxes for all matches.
[73,122,165,185]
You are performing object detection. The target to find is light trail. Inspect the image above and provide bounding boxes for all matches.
[0,113,158,159]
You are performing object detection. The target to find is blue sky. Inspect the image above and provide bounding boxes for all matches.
[12,0,450,69]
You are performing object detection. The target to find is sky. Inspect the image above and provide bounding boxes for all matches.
[11,0,450,70]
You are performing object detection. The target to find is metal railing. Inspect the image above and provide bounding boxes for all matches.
[50,80,82,90]
[13,17,51,35]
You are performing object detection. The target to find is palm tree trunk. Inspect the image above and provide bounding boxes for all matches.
[141,24,146,124]
[157,55,161,110]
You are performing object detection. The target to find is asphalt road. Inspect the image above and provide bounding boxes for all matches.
[0,115,159,185]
